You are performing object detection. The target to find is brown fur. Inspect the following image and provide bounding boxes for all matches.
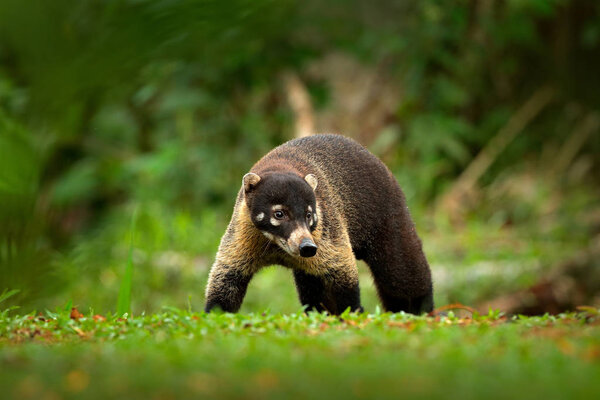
[205,134,433,314]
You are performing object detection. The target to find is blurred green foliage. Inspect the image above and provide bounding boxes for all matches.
[0,0,599,312]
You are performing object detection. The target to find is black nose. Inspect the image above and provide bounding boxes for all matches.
[299,238,317,257]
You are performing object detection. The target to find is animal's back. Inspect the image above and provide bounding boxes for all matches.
[254,134,411,259]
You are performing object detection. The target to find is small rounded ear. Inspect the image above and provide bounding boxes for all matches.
[304,174,318,191]
[243,172,261,192]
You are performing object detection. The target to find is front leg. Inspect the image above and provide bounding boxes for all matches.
[205,262,254,312]
[295,239,363,314]
[326,264,363,314]
[204,202,266,312]
[293,269,332,313]
[294,264,363,315]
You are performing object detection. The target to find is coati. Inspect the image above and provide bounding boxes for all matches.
[204,134,433,315]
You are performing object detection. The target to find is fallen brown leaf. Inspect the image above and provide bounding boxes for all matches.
[429,303,478,317]
[70,308,84,320]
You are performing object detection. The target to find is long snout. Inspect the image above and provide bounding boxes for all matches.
[287,224,318,258]
[298,237,317,258]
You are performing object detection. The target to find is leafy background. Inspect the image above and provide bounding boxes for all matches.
[0,0,599,314]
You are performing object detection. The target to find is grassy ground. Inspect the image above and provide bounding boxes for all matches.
[2,181,596,399]
[1,307,599,400]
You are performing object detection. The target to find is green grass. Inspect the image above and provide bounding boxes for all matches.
[116,206,138,317]
[1,308,599,400]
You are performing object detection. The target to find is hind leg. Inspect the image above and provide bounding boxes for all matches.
[377,288,433,314]
[365,248,433,315]
[363,208,434,314]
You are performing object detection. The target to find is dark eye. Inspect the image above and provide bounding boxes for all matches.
[306,212,312,220]
[273,210,285,220]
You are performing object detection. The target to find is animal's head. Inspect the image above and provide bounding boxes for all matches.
[243,171,318,258]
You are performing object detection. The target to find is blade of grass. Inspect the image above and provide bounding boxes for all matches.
[0,289,20,316]
[117,206,138,317]
[0,288,20,304]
